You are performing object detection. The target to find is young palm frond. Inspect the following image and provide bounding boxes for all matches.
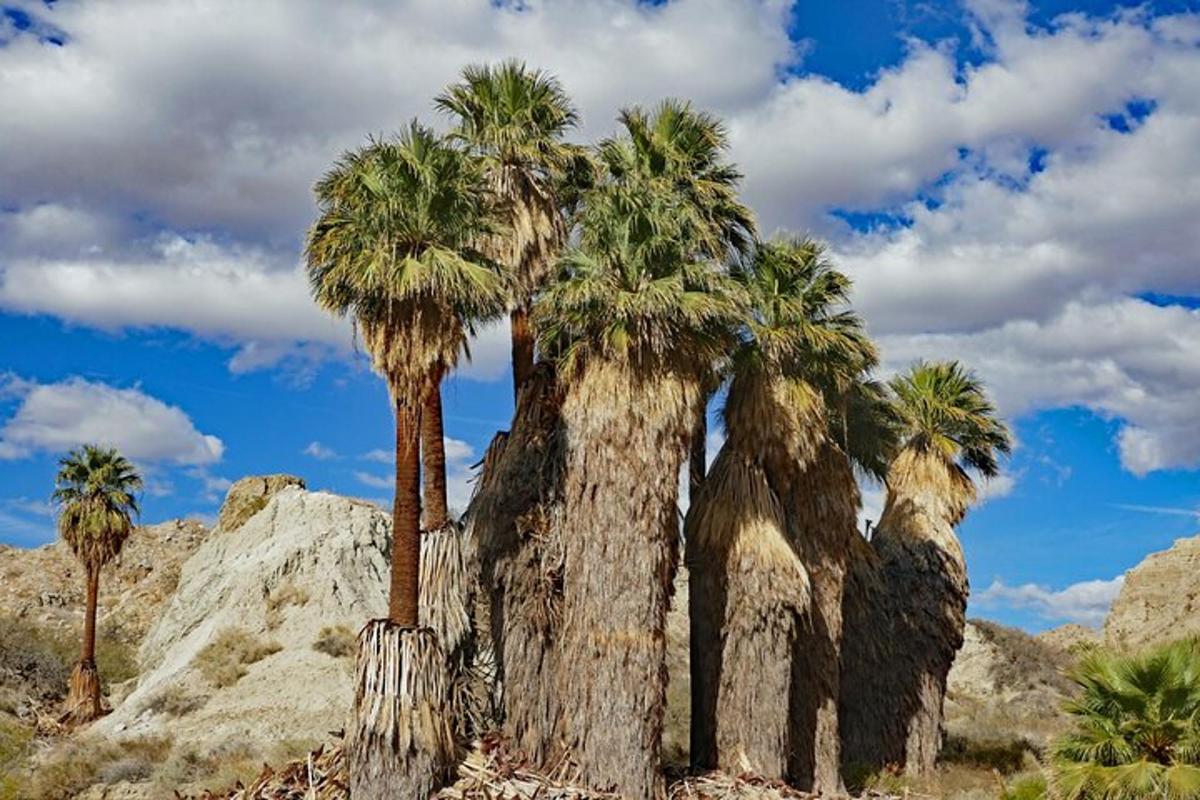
[1053,639,1200,800]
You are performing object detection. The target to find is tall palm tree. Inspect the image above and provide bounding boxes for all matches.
[685,238,883,793]
[52,445,142,726]
[1052,638,1200,800]
[534,101,751,800]
[305,123,507,799]
[841,361,1012,778]
[436,60,580,402]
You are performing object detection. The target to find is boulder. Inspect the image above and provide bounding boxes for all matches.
[214,474,306,533]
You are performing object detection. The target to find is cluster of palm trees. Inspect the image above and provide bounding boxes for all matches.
[302,59,1012,799]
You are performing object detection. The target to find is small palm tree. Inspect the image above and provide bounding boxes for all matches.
[436,60,580,401]
[534,101,750,800]
[686,237,881,792]
[1052,638,1200,800]
[52,445,142,726]
[841,360,1012,777]
[305,122,506,798]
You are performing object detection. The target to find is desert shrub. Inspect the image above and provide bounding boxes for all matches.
[193,628,281,688]
[16,735,170,800]
[312,625,355,658]
[1052,637,1200,799]
[0,716,31,773]
[265,582,309,629]
[0,616,138,701]
[142,685,209,717]
[1002,772,1049,800]
[942,733,1036,775]
[154,739,260,792]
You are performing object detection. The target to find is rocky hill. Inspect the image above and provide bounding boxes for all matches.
[1105,534,1200,650]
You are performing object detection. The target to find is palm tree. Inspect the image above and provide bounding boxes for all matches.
[52,445,142,726]
[685,238,883,792]
[841,361,1012,778]
[436,60,580,402]
[533,101,751,800]
[305,123,507,799]
[1052,638,1200,800]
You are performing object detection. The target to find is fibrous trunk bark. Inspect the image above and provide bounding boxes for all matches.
[784,444,859,795]
[389,394,422,627]
[839,452,970,778]
[510,308,536,404]
[688,407,707,504]
[555,362,698,800]
[463,364,567,761]
[422,370,449,531]
[349,622,456,799]
[63,564,104,726]
[685,448,810,778]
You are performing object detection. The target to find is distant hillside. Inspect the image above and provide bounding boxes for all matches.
[1105,533,1200,650]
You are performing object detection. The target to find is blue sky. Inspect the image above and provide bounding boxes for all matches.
[1,0,1198,632]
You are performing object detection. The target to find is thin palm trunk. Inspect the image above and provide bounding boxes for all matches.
[63,564,103,725]
[390,393,422,627]
[556,362,697,800]
[510,307,536,402]
[422,373,450,531]
[82,564,99,662]
[688,408,707,503]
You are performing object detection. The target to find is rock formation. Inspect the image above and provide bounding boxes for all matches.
[1105,535,1200,650]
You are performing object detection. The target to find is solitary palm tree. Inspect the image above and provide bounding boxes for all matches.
[686,238,881,792]
[436,60,580,402]
[841,360,1011,778]
[305,123,507,799]
[1052,638,1200,800]
[535,101,751,800]
[52,445,142,726]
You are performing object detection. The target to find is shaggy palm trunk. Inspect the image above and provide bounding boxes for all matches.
[685,448,810,778]
[555,362,698,800]
[510,308,536,403]
[63,564,103,725]
[351,390,455,800]
[784,444,859,795]
[839,450,971,777]
[464,365,567,760]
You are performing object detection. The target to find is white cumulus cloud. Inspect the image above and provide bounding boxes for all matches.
[974,575,1125,626]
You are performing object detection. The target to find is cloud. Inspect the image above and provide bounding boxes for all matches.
[974,575,1125,626]
[0,375,224,466]
[353,471,392,490]
[360,449,391,464]
[303,441,337,460]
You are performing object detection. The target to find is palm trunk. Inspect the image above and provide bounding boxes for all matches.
[351,389,456,800]
[389,393,422,626]
[63,564,103,726]
[510,307,535,403]
[839,451,970,778]
[422,371,450,531]
[685,448,809,779]
[555,362,698,800]
[784,444,859,795]
[463,365,567,762]
[688,407,707,503]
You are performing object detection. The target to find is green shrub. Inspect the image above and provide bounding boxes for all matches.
[0,615,138,700]
[942,733,1035,775]
[312,625,355,659]
[192,628,281,688]
[1002,772,1049,800]
[1052,637,1200,799]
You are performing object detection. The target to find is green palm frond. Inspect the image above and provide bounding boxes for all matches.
[52,445,142,571]
[1053,639,1200,800]
[305,122,508,383]
[889,360,1012,480]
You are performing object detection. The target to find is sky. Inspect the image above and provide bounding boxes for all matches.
[0,0,1198,633]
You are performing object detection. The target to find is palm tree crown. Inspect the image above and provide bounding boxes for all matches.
[889,360,1012,480]
[537,101,754,378]
[305,122,508,386]
[53,445,142,570]
[1053,638,1200,800]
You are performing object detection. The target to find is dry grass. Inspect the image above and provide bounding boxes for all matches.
[312,625,355,659]
[265,582,310,629]
[192,628,281,688]
[142,684,209,717]
[11,735,172,800]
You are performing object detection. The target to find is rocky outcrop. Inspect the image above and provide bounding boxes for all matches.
[1105,534,1200,650]
[1037,623,1100,653]
[94,486,391,752]
[214,474,306,533]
